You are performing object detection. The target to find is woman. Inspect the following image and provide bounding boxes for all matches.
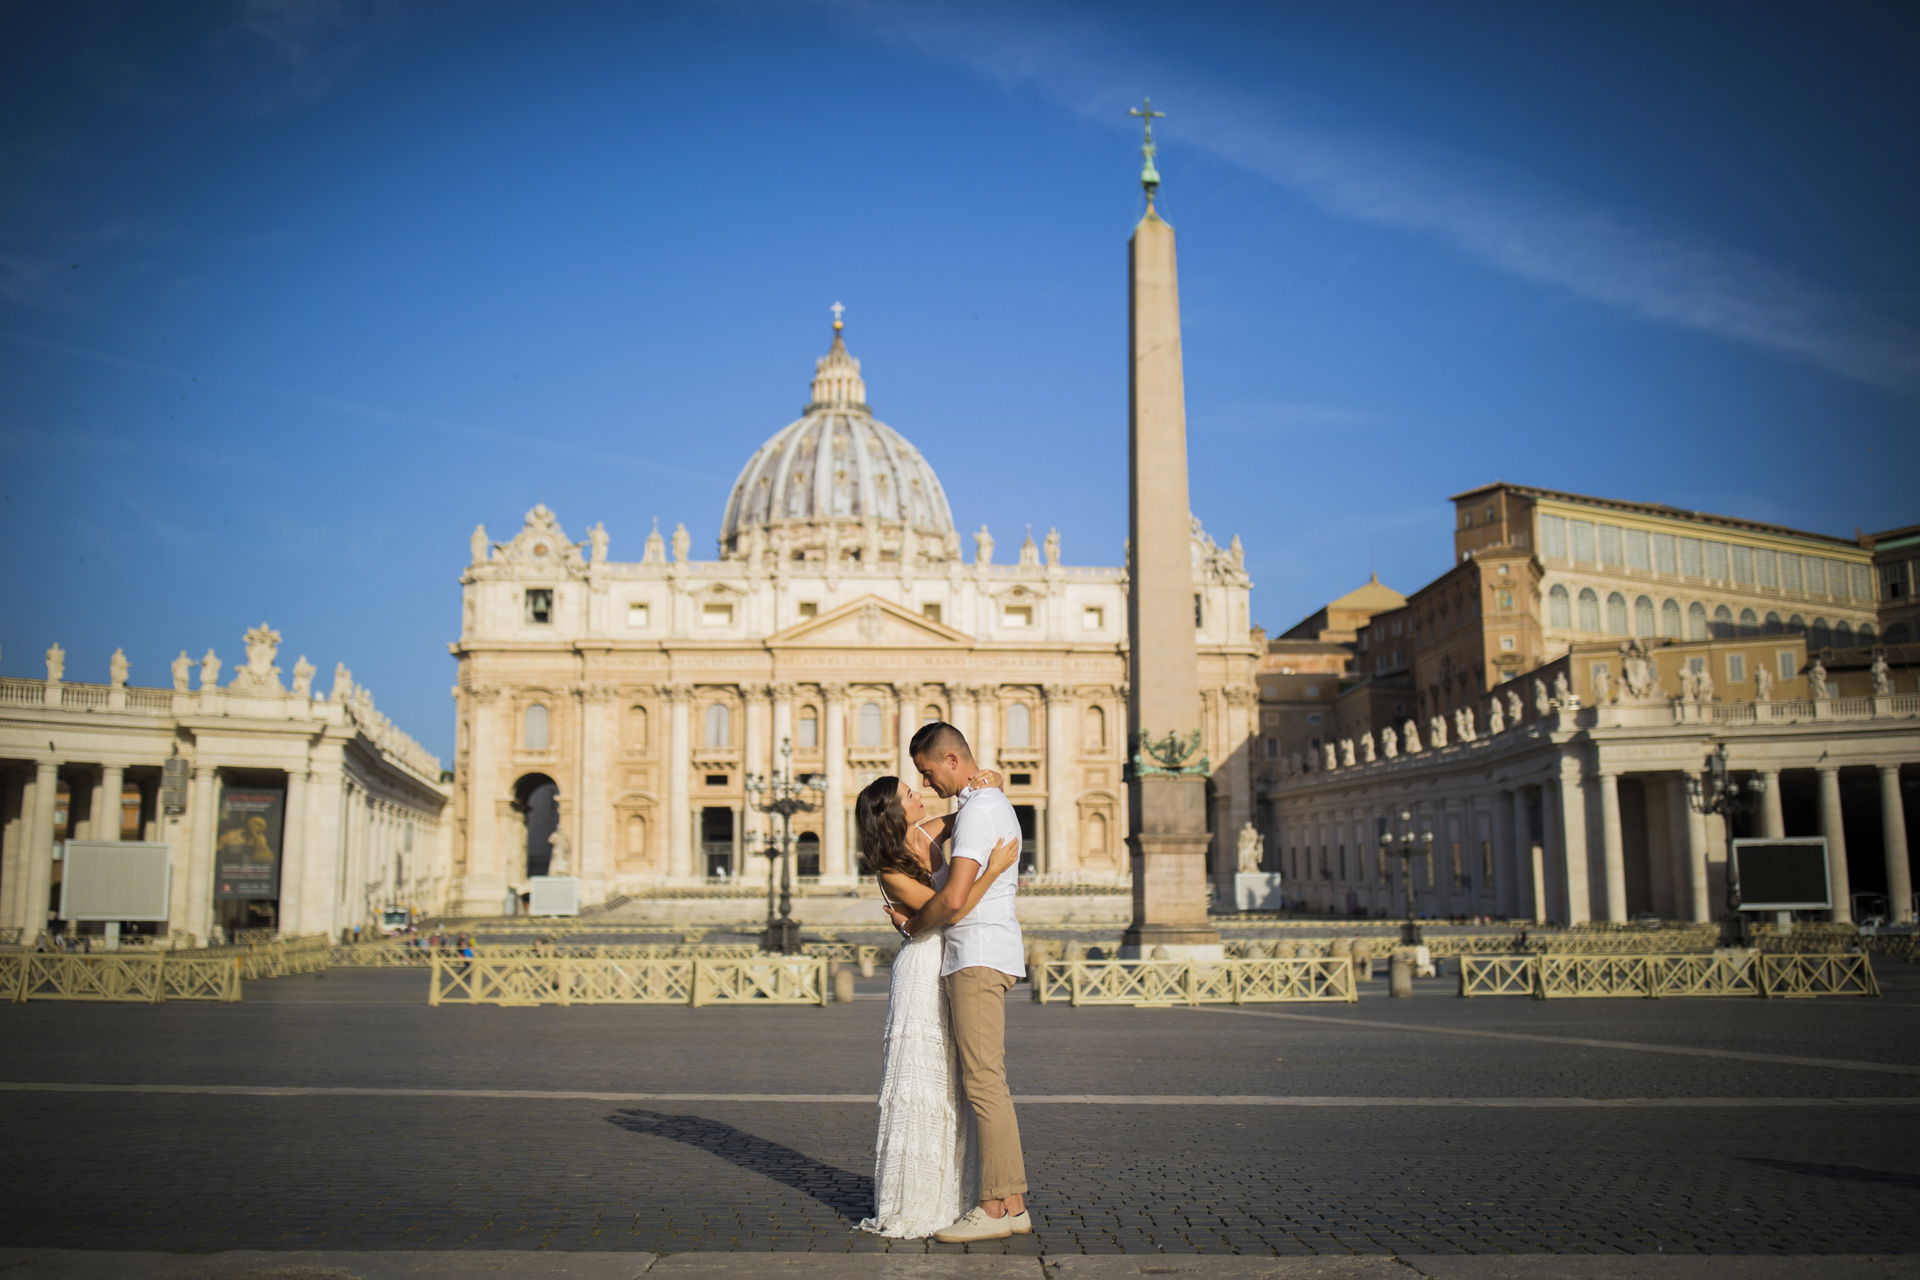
[854,772,1020,1238]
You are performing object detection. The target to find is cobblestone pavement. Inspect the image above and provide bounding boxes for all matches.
[0,961,1915,1260]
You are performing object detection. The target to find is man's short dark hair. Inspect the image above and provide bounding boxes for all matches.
[909,720,971,763]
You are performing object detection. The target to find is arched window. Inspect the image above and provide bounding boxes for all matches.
[1606,592,1629,635]
[1834,621,1854,648]
[1548,584,1571,628]
[1859,624,1878,647]
[1688,602,1708,640]
[1633,596,1655,636]
[1788,613,1806,634]
[1006,702,1031,748]
[922,703,942,725]
[703,702,731,748]
[1764,611,1783,635]
[1084,704,1107,750]
[523,703,550,751]
[1577,588,1600,632]
[1739,608,1758,636]
[797,706,819,749]
[1712,604,1733,638]
[857,700,884,747]
[1889,622,1912,645]
[1661,599,1682,638]
[624,704,649,750]
[1810,618,1832,649]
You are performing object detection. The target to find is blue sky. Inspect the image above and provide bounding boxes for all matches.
[4,0,1916,761]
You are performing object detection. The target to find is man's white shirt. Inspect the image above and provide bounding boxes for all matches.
[940,784,1026,978]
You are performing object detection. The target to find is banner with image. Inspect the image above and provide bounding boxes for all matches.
[214,785,284,900]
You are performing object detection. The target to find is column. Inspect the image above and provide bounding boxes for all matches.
[578,684,615,895]
[300,769,342,938]
[1756,769,1785,838]
[666,685,692,882]
[96,765,126,841]
[771,683,794,755]
[1817,766,1851,924]
[0,770,24,933]
[1555,758,1591,923]
[744,683,771,786]
[14,761,59,938]
[1597,769,1627,922]
[897,684,918,780]
[973,685,997,771]
[1044,684,1074,875]
[278,768,307,934]
[822,683,848,878]
[1879,765,1912,925]
[185,764,218,942]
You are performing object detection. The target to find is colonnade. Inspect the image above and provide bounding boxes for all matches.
[1275,757,1914,926]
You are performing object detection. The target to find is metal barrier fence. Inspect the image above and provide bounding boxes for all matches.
[336,940,871,967]
[427,954,830,1007]
[2,952,241,1003]
[1459,953,1878,999]
[218,936,330,979]
[1862,933,1920,965]
[1032,957,1357,1006]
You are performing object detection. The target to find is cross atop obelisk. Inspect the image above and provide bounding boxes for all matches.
[1128,97,1165,197]
[1121,99,1220,960]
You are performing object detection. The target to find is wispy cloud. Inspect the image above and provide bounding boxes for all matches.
[224,0,397,110]
[0,329,723,483]
[818,0,1920,396]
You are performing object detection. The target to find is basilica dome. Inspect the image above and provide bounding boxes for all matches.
[719,325,958,562]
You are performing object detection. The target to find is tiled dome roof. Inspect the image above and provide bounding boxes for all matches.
[719,328,957,554]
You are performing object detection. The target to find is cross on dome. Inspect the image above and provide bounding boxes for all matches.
[830,300,846,331]
[1129,96,1165,195]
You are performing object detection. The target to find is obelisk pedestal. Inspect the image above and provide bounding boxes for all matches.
[1119,104,1222,961]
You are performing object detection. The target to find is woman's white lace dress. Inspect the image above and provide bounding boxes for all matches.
[858,867,977,1237]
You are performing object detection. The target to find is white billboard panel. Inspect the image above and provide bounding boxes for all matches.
[528,876,580,917]
[59,841,173,922]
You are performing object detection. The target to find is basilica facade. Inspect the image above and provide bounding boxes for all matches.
[449,325,1261,914]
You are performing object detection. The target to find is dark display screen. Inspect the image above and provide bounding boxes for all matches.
[1735,841,1830,909]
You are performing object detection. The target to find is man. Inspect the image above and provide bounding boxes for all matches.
[887,720,1031,1242]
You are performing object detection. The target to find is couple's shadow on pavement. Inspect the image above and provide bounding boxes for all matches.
[608,1109,874,1221]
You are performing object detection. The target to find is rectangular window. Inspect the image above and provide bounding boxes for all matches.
[1500,635,1516,651]
[1305,684,1320,697]
[705,774,729,787]
[1706,541,1730,580]
[1497,563,1510,576]
[626,602,649,628]
[1778,650,1797,681]
[797,601,818,619]
[1569,520,1596,563]
[1731,545,1754,584]
[1824,558,1845,596]
[1780,553,1803,593]
[1679,537,1703,577]
[1625,528,1651,570]
[1851,563,1872,600]
[1003,605,1034,628]
[1653,533,1677,574]
[1265,738,1277,758]
[1597,524,1623,567]
[1727,654,1746,684]
[1755,549,1777,588]
[1497,591,1514,610]
[701,602,734,626]
[1194,593,1204,628]
[1083,605,1104,630]
[1687,656,1706,676]
[524,589,553,625]
[1306,713,1323,725]
[1539,515,1567,559]
[922,602,943,623]
[1886,567,1907,601]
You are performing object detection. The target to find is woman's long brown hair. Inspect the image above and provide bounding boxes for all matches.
[855,775,931,888]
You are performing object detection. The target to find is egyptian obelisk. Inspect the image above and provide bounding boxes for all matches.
[1121,99,1222,961]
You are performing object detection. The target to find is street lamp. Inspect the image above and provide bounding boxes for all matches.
[1379,809,1433,945]
[1685,741,1767,946]
[744,738,823,955]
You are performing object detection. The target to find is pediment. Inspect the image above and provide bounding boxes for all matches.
[769,595,973,648]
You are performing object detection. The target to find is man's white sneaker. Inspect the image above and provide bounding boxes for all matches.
[1006,1209,1033,1234]
[932,1206,1015,1243]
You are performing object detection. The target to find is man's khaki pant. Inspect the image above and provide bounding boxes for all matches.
[945,966,1027,1202]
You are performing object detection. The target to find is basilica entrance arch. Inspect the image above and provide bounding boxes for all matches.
[512,773,560,879]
